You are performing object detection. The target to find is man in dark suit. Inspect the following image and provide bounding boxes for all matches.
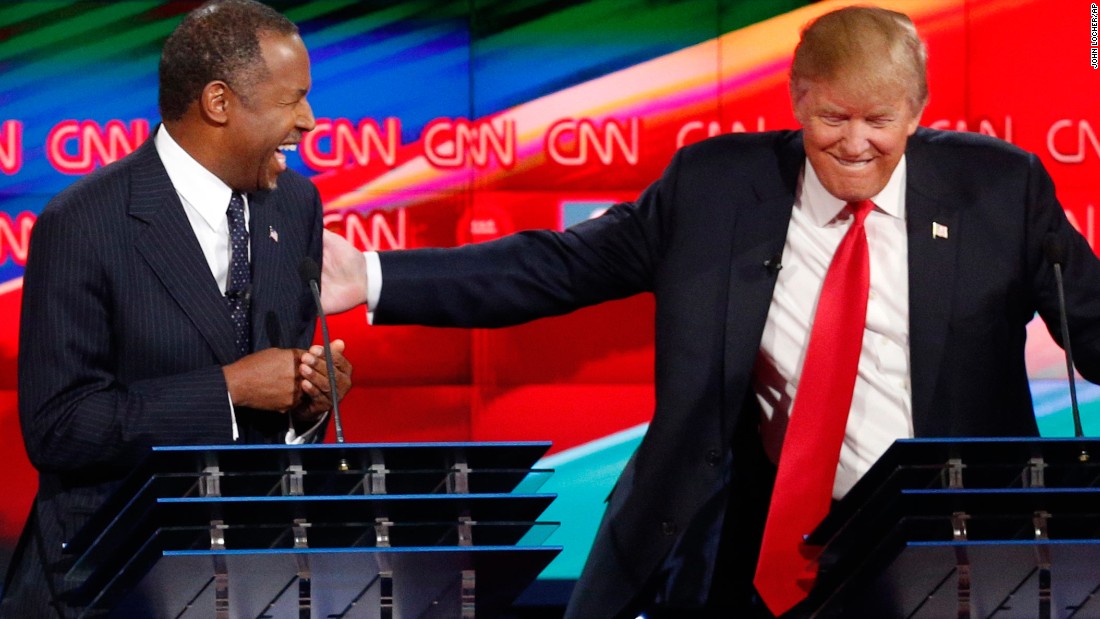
[0,1,352,616]
[318,6,1100,619]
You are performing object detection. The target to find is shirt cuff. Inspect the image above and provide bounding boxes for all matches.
[228,391,239,441]
[230,392,327,444]
[286,411,329,444]
[365,250,381,324]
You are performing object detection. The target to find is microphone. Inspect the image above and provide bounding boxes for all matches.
[1043,233,1088,461]
[763,255,783,275]
[299,257,346,446]
[265,310,282,348]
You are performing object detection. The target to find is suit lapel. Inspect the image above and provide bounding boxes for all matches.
[247,190,295,349]
[905,131,959,436]
[722,133,803,438]
[129,140,239,365]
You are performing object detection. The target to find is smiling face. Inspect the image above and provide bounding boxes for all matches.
[795,78,921,202]
[788,7,928,203]
[221,31,315,192]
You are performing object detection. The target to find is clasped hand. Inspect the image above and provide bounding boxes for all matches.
[222,339,352,429]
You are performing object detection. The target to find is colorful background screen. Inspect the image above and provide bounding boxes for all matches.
[1,0,1098,597]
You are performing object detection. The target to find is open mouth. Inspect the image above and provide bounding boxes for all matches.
[273,143,297,169]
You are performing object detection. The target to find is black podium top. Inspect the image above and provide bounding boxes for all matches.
[801,438,1100,619]
[810,437,1100,546]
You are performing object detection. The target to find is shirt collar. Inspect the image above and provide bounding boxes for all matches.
[800,154,907,227]
[154,124,243,232]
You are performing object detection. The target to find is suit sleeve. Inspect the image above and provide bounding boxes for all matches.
[18,203,235,475]
[374,151,683,327]
[1026,153,1100,382]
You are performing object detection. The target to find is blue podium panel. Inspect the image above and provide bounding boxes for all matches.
[68,494,557,602]
[813,542,1100,619]
[63,443,562,618]
[98,547,559,619]
[811,438,1100,547]
[67,442,554,561]
[802,439,1100,619]
[145,442,554,479]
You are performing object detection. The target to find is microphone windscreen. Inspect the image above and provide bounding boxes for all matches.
[1043,233,1067,266]
[299,257,321,285]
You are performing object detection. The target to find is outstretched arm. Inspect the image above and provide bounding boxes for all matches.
[320,229,369,314]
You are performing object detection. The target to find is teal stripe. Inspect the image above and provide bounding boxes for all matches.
[283,0,361,24]
[533,424,646,579]
[297,0,460,46]
[0,0,72,29]
[1032,379,1100,437]
[0,1,159,60]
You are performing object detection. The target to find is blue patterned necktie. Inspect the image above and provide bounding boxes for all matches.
[225,192,251,358]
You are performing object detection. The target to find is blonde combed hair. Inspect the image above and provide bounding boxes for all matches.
[790,6,928,114]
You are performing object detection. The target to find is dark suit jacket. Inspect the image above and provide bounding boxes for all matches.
[373,128,1100,618]
[1,134,323,617]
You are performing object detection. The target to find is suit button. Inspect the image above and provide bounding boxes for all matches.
[705,450,721,466]
[662,521,677,536]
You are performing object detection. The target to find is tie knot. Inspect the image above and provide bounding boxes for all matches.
[846,199,875,225]
[227,192,245,216]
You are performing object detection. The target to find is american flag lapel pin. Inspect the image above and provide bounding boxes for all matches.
[269,226,279,243]
[932,222,949,239]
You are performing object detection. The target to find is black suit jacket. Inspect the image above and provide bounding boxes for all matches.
[1,134,323,617]
[374,128,1100,618]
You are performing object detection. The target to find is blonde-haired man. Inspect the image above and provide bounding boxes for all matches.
[322,6,1100,618]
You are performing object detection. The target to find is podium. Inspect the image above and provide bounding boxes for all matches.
[803,438,1100,619]
[59,442,562,618]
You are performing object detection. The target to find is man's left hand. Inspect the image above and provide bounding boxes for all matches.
[293,338,353,428]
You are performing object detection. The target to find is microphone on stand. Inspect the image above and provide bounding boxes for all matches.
[1042,233,1089,462]
[299,257,347,451]
[265,310,282,348]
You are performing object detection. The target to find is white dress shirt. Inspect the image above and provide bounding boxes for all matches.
[154,126,316,444]
[755,158,913,499]
[155,126,249,294]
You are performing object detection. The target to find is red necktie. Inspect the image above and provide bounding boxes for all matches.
[753,199,875,616]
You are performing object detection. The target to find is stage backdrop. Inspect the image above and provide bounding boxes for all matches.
[1,0,1098,590]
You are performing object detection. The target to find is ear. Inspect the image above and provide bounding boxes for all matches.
[906,107,924,135]
[200,81,231,125]
[906,99,927,136]
[789,79,812,127]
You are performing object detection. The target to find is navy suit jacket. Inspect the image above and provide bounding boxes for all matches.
[2,135,323,617]
[374,127,1100,618]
